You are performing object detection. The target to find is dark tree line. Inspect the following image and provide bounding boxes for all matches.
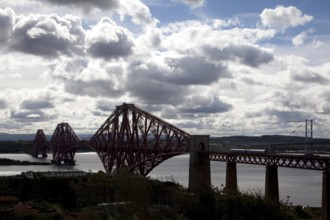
[0,141,31,153]
[0,170,320,219]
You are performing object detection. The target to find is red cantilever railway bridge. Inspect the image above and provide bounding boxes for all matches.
[31,103,330,174]
[89,103,191,176]
[31,103,330,173]
[31,103,330,219]
[33,103,191,175]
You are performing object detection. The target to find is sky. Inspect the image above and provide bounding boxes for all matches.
[0,0,330,138]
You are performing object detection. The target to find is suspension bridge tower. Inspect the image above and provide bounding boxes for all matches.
[305,119,313,152]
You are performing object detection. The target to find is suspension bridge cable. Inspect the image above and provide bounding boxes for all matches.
[289,123,304,136]
[313,121,330,137]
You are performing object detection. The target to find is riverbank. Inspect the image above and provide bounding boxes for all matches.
[0,158,51,165]
[0,172,322,219]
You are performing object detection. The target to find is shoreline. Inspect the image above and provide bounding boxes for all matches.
[0,158,51,165]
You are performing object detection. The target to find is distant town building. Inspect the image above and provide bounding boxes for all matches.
[20,171,86,179]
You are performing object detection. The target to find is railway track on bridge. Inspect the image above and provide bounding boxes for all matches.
[208,151,330,171]
[206,141,330,171]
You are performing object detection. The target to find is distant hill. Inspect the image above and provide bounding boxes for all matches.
[0,133,93,141]
[0,133,329,154]
[0,133,329,144]
[210,135,330,145]
[0,133,35,141]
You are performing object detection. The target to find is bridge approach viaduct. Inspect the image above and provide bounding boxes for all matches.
[189,135,330,220]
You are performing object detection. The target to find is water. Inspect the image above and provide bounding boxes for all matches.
[0,153,322,207]
[0,153,105,176]
[147,155,322,207]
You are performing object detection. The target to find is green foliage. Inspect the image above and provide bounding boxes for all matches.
[0,141,29,153]
[180,190,216,220]
[70,171,114,207]
[150,180,186,205]
[215,190,291,220]
[0,177,14,195]
[110,169,152,219]
[0,176,78,208]
[0,174,322,219]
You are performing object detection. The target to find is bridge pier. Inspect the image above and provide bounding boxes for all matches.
[188,135,211,191]
[265,165,279,202]
[225,162,238,192]
[322,171,330,220]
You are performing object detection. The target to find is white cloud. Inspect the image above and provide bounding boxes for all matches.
[86,17,135,60]
[0,4,329,138]
[179,97,232,114]
[37,0,119,13]
[10,13,85,58]
[64,79,124,98]
[136,26,162,49]
[0,99,7,109]
[164,55,228,85]
[44,53,127,98]
[118,0,156,25]
[0,7,14,44]
[292,28,314,47]
[212,18,240,28]
[260,5,313,32]
[35,0,156,26]
[202,44,274,67]
[162,20,275,54]
[178,0,205,8]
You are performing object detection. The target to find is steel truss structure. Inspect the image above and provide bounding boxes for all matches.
[32,129,48,157]
[90,103,191,175]
[50,123,80,165]
[208,141,330,171]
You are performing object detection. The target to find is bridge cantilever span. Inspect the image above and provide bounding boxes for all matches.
[89,103,191,176]
[50,123,80,165]
[32,129,48,158]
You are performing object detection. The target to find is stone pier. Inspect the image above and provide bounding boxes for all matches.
[322,172,330,220]
[226,162,238,192]
[188,135,211,191]
[265,165,279,201]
